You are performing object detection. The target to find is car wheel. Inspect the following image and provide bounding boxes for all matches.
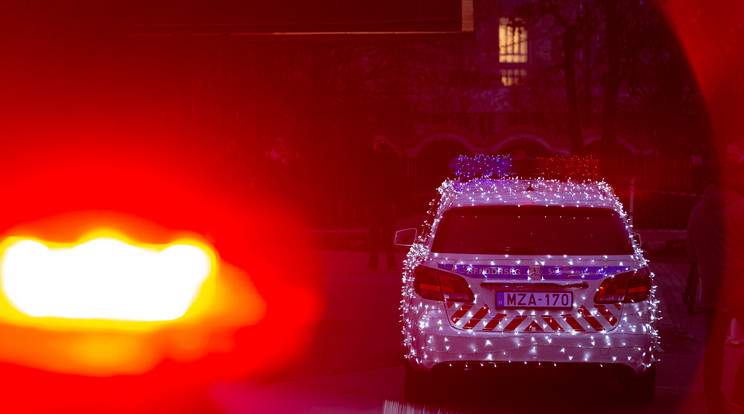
[619,364,655,403]
[404,363,440,404]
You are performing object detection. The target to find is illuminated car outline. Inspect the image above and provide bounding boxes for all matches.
[399,157,658,403]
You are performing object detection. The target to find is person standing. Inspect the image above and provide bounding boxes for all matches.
[688,160,744,414]
[363,134,403,270]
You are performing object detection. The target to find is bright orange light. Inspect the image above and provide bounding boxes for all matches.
[0,229,272,376]
[0,133,321,404]
[1,234,214,323]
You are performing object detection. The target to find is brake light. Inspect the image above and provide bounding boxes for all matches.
[594,267,651,303]
[413,266,474,302]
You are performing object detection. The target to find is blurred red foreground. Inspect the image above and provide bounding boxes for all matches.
[0,134,321,413]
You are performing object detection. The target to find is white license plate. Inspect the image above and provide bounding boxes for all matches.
[496,292,572,309]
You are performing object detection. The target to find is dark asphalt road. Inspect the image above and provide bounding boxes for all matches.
[209,251,739,414]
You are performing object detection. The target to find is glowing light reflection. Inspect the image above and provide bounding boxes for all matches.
[1,237,213,322]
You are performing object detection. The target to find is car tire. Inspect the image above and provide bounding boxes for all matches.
[619,364,655,403]
[404,363,440,404]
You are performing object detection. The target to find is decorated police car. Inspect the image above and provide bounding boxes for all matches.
[395,155,658,403]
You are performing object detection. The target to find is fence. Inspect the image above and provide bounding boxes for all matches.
[405,153,703,230]
[305,152,703,231]
[602,154,704,229]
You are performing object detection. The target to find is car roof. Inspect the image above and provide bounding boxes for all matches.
[439,178,624,211]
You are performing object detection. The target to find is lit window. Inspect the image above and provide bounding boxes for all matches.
[499,18,528,63]
[501,68,527,86]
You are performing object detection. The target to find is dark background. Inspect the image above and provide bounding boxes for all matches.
[0,0,718,231]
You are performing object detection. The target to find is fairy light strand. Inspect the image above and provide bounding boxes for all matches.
[401,155,658,377]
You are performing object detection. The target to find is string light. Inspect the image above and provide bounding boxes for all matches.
[451,154,514,180]
[401,155,658,380]
[536,155,600,182]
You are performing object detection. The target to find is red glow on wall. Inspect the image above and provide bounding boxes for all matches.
[665,0,744,154]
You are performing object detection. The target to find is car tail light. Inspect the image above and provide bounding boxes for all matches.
[594,267,651,303]
[413,266,474,302]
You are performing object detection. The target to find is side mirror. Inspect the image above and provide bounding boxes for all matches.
[631,232,642,248]
[394,228,417,248]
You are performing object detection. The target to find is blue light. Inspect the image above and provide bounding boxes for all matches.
[451,155,514,180]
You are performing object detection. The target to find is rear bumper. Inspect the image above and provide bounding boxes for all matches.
[429,360,636,379]
[404,303,656,375]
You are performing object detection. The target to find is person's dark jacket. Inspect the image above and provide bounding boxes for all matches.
[688,184,744,310]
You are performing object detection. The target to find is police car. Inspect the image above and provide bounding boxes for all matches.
[395,155,658,403]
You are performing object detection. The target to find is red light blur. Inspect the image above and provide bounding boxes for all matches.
[665,1,744,159]
[664,2,743,412]
[0,134,322,412]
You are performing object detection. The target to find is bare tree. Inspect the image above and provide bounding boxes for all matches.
[618,1,708,154]
[601,0,619,155]
[515,0,602,154]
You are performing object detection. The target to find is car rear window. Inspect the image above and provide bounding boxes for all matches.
[432,205,633,255]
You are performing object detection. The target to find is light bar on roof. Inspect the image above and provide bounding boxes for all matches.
[451,155,513,180]
[536,155,600,181]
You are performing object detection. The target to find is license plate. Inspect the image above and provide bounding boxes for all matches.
[496,292,573,309]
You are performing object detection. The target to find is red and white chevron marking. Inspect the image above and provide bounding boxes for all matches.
[446,302,622,333]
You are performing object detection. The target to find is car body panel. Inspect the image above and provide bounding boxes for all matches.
[401,176,658,376]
